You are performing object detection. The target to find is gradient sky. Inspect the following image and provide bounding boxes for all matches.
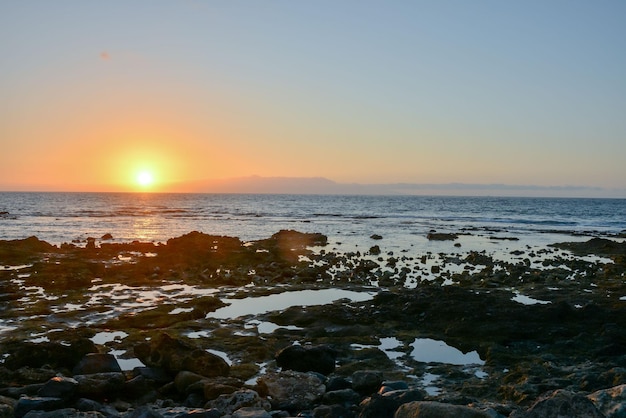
[2,1,625,194]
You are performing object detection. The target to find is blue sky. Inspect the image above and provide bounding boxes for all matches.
[1,1,625,195]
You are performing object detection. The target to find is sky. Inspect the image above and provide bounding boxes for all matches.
[2,1,625,195]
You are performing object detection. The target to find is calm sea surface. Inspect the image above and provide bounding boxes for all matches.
[1,193,625,256]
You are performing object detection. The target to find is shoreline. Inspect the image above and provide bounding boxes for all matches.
[1,230,625,417]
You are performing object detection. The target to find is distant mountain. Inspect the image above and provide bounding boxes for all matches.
[161,175,624,198]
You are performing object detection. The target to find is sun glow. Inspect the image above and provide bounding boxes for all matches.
[136,170,155,188]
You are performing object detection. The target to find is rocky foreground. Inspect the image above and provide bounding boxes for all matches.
[1,230,626,417]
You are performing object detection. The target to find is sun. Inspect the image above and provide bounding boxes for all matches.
[136,170,155,188]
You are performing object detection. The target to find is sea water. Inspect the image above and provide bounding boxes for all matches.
[1,192,624,248]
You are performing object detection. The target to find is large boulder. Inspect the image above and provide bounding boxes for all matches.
[256,370,326,411]
[275,344,337,375]
[134,333,229,378]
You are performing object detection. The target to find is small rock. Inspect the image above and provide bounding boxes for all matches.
[101,233,113,240]
[370,234,383,240]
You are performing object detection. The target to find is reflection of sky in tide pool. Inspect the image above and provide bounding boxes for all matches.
[207,289,375,319]
[411,338,484,365]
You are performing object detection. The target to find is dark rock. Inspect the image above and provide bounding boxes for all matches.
[101,234,113,241]
[358,389,425,418]
[73,372,126,399]
[514,389,605,418]
[22,408,105,418]
[588,384,626,418]
[395,401,493,418]
[322,388,361,406]
[378,381,409,394]
[256,371,325,411]
[131,367,172,384]
[3,340,97,371]
[134,333,230,378]
[73,354,122,375]
[369,245,381,255]
[231,408,272,418]
[351,370,383,395]
[326,376,353,392]
[124,406,162,418]
[37,377,78,400]
[204,389,270,416]
[312,404,355,418]
[14,397,65,418]
[370,235,383,240]
[123,375,159,401]
[275,345,337,375]
[426,233,458,241]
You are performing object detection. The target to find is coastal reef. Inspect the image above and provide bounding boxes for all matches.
[1,230,626,417]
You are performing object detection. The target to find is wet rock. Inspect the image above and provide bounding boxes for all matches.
[370,235,383,240]
[73,354,122,375]
[395,401,494,418]
[588,384,626,418]
[101,234,113,241]
[204,389,270,416]
[351,370,383,396]
[257,370,325,411]
[134,333,230,378]
[512,389,604,418]
[73,372,125,399]
[275,344,337,375]
[37,377,78,400]
[14,397,65,418]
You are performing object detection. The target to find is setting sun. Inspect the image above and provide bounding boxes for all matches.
[136,170,155,188]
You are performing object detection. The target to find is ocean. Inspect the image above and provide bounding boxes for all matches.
[1,192,625,261]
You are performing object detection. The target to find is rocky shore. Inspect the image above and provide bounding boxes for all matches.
[1,230,625,417]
